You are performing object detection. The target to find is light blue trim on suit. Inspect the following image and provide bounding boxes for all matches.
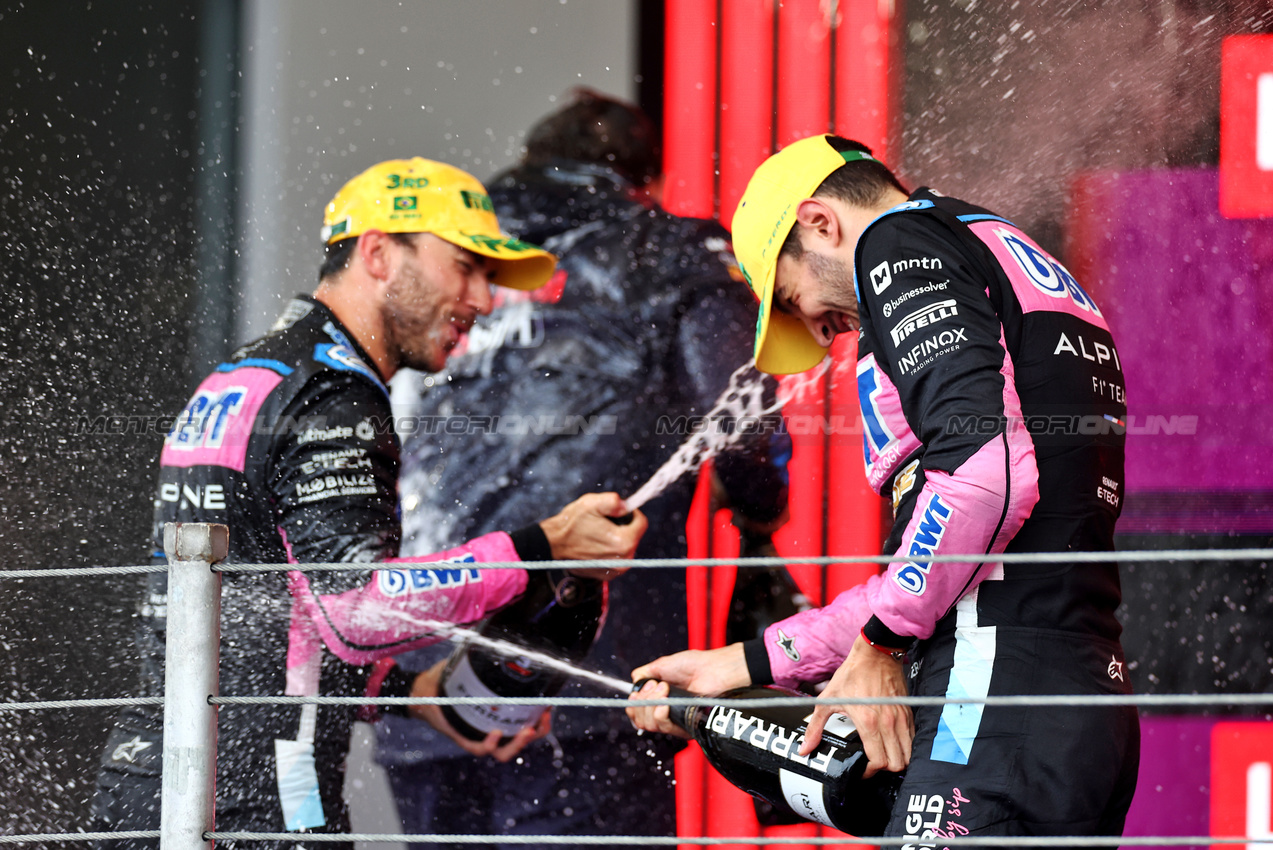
[930,568,1002,765]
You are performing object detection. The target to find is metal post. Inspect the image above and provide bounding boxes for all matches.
[161,522,228,850]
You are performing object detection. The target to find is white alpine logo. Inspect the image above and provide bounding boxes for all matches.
[112,736,154,763]
[775,628,801,662]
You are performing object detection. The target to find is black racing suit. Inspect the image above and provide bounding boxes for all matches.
[747,191,1138,844]
[374,160,791,849]
[91,296,553,849]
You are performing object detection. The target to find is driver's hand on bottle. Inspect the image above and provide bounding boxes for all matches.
[797,635,913,778]
[407,660,551,763]
[539,492,647,578]
[626,644,751,737]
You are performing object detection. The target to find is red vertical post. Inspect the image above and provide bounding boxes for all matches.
[825,0,897,600]
[835,0,900,159]
[666,0,900,846]
[775,10,879,840]
[663,0,718,218]
[776,0,832,144]
[679,462,713,850]
[709,4,776,848]
[666,5,720,846]
[771,0,833,611]
[718,0,775,230]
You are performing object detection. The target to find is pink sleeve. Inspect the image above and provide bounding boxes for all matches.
[761,423,1038,690]
[287,531,529,666]
[761,576,879,689]
[868,417,1038,641]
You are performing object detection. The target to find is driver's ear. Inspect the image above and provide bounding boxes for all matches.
[795,198,842,249]
[357,230,395,282]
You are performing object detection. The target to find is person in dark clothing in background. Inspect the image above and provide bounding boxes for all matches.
[374,90,792,849]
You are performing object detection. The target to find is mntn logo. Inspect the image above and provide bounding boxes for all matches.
[894,493,952,595]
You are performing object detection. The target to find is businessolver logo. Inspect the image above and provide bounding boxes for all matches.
[1211,721,1273,847]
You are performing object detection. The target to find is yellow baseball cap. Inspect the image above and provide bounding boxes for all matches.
[321,157,556,291]
[731,135,877,374]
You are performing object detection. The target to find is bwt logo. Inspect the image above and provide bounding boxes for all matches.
[378,554,481,597]
[894,493,952,596]
[994,227,1102,317]
[167,387,247,450]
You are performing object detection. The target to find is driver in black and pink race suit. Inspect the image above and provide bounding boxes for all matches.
[629,134,1138,846]
[90,157,647,850]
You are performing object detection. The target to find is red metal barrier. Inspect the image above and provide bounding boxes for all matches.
[665,2,901,847]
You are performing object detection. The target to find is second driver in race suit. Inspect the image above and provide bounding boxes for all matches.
[90,157,647,850]
[628,135,1139,845]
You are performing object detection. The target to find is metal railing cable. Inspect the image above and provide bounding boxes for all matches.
[210,692,1273,709]
[202,834,1261,847]
[0,696,163,712]
[0,833,161,845]
[3,547,1270,580]
[3,535,1272,848]
[0,564,167,579]
[0,833,1260,847]
[214,546,1273,571]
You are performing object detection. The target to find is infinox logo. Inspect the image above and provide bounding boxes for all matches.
[894,492,952,596]
[706,706,838,773]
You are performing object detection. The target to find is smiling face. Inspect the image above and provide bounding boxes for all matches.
[382,232,495,373]
[773,240,861,349]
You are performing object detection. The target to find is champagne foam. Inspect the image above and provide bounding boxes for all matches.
[622,358,830,512]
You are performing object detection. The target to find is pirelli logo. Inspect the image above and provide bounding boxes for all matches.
[890,299,959,346]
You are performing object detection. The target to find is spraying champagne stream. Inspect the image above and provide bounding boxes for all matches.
[384,358,835,721]
[623,358,828,512]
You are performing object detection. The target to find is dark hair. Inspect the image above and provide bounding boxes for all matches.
[523,88,662,186]
[318,232,415,282]
[779,135,909,262]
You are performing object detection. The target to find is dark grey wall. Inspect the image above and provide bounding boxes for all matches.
[233,0,638,343]
[0,0,203,833]
[1118,537,1273,710]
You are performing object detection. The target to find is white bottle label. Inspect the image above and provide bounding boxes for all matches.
[823,712,857,739]
[442,652,545,735]
[779,768,833,828]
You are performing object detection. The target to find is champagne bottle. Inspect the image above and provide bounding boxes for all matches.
[438,569,606,742]
[647,682,902,836]
[724,531,816,826]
